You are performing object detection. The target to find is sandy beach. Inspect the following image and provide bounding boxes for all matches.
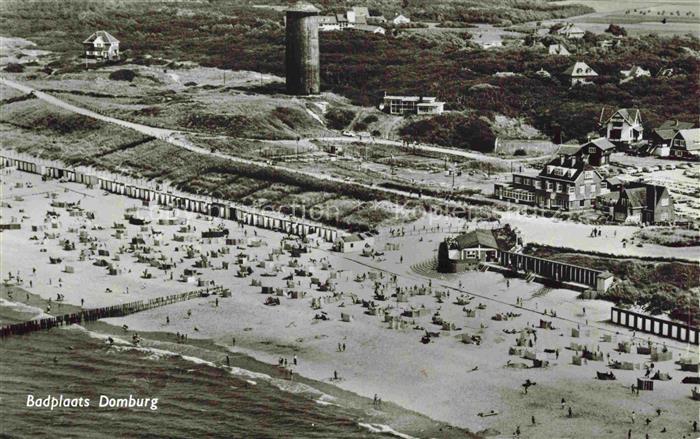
[2,167,698,438]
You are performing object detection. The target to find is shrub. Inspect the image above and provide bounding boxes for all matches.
[400,113,497,152]
[109,69,137,81]
[605,24,627,37]
[326,108,355,130]
[363,114,379,124]
[184,81,197,86]
[513,148,527,156]
[4,63,24,73]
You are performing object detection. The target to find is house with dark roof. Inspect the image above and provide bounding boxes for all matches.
[670,128,700,160]
[535,155,609,210]
[437,229,500,272]
[648,120,696,156]
[575,137,616,166]
[603,108,643,146]
[563,61,597,86]
[613,183,674,224]
[83,31,120,61]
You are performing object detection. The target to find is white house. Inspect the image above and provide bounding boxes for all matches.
[670,128,700,160]
[353,24,386,35]
[603,108,643,146]
[548,44,570,56]
[619,65,651,83]
[563,61,597,86]
[333,234,375,253]
[555,23,584,39]
[392,14,411,25]
[381,95,445,116]
[83,31,120,61]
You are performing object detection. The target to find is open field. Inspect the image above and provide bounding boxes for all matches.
[2,169,698,438]
[547,0,700,37]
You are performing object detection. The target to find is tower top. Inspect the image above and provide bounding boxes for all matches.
[287,1,320,13]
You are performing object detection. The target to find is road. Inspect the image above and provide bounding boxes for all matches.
[4,77,697,260]
[307,135,554,164]
[0,77,464,208]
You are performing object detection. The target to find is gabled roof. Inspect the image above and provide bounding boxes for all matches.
[582,137,616,152]
[540,155,597,181]
[605,176,622,186]
[83,31,119,44]
[453,229,499,250]
[622,187,647,208]
[353,24,384,33]
[605,108,641,126]
[658,120,695,131]
[620,183,670,208]
[651,128,676,141]
[621,65,650,77]
[563,61,597,77]
[556,22,584,35]
[548,44,570,55]
[673,128,700,150]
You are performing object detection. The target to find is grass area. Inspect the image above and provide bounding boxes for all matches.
[523,243,700,324]
[0,98,153,164]
[633,226,700,247]
[0,97,451,230]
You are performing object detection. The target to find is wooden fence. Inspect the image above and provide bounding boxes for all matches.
[0,287,220,338]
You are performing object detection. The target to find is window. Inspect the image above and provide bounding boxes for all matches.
[556,183,562,192]
[579,186,585,195]
[589,184,596,193]
[584,171,593,180]
[546,182,553,191]
[569,186,576,193]
[661,198,669,207]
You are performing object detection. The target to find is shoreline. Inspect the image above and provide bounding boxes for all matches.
[0,285,475,439]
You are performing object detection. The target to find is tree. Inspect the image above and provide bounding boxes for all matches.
[605,23,628,37]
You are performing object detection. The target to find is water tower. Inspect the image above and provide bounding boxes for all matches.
[285,2,320,95]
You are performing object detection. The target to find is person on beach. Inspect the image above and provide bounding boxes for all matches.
[293,355,297,366]
[226,355,230,366]
[166,316,170,325]
[560,398,566,409]
[333,370,338,380]
[568,407,573,418]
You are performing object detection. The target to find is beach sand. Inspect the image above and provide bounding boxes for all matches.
[2,168,698,438]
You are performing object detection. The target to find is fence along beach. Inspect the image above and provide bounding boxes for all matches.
[0,287,221,338]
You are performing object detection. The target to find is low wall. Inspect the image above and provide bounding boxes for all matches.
[610,307,699,345]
